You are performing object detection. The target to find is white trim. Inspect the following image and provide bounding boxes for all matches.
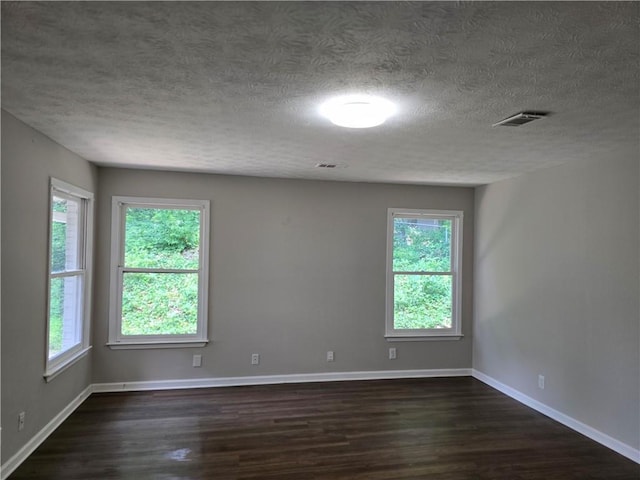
[44,346,92,382]
[91,369,472,393]
[108,196,210,346]
[0,385,93,480]
[385,208,463,338]
[472,369,640,464]
[110,196,206,209]
[385,334,463,342]
[50,178,94,201]
[46,178,94,378]
[50,269,85,279]
[106,340,208,350]
[120,267,200,274]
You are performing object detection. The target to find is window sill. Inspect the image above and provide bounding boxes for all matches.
[106,340,209,350]
[385,334,464,342]
[44,346,92,382]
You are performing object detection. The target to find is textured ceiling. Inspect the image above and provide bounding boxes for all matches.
[2,1,639,186]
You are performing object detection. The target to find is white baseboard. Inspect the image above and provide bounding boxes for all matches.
[1,385,93,480]
[472,369,640,464]
[92,368,472,393]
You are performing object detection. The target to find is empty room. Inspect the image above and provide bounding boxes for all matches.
[1,2,639,479]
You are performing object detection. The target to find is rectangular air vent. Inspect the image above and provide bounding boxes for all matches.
[493,111,548,127]
[316,163,337,168]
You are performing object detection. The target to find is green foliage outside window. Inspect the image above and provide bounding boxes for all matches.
[121,208,201,335]
[49,198,69,355]
[48,278,64,355]
[393,218,453,329]
[51,199,68,272]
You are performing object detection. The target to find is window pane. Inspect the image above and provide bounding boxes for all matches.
[393,274,452,329]
[51,196,81,272]
[124,208,200,269]
[393,217,451,272]
[121,272,199,335]
[49,275,82,359]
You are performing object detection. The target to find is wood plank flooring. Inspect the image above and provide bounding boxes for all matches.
[9,377,640,479]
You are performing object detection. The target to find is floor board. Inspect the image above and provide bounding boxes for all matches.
[9,377,640,479]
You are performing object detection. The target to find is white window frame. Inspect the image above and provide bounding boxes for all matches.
[385,208,463,341]
[45,178,94,381]
[108,196,210,349]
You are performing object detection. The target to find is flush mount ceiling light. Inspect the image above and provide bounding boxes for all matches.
[319,95,396,129]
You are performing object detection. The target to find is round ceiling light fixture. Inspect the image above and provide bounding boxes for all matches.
[319,94,396,129]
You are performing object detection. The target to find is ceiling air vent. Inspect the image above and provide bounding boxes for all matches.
[316,163,337,168]
[492,111,549,127]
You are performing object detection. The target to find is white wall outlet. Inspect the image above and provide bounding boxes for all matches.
[326,350,334,362]
[18,411,25,431]
[192,354,202,367]
[251,353,260,365]
[389,347,397,360]
[538,374,545,389]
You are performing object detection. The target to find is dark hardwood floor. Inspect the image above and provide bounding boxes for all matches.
[9,377,639,479]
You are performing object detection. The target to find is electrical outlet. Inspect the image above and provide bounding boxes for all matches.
[389,347,397,360]
[251,353,260,365]
[326,351,334,362]
[192,354,202,368]
[538,374,545,389]
[18,411,25,431]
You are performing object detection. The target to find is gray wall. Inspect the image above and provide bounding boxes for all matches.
[473,155,640,449]
[1,110,98,462]
[92,169,475,383]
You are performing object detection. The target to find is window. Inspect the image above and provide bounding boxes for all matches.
[109,197,210,348]
[386,208,463,339]
[46,179,94,380]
